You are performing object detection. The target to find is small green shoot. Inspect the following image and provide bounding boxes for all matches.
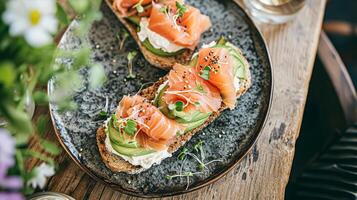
[200,66,211,80]
[175,1,187,18]
[127,51,138,79]
[124,119,137,136]
[133,0,144,13]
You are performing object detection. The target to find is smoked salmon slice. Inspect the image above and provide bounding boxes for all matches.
[113,0,152,16]
[163,64,222,113]
[194,47,237,109]
[148,0,212,49]
[115,95,184,150]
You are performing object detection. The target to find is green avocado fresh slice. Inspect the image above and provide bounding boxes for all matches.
[142,39,186,57]
[107,117,154,156]
[111,143,154,157]
[125,15,141,26]
[182,116,210,133]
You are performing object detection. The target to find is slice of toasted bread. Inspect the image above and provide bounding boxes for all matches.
[96,45,252,174]
[105,0,194,70]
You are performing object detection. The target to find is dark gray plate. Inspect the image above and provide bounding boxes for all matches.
[48,0,272,197]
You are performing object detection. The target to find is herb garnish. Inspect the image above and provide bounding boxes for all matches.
[200,66,211,80]
[124,119,137,136]
[168,100,184,111]
[159,6,169,15]
[127,51,138,79]
[116,28,129,51]
[133,0,144,13]
[194,81,206,94]
[175,1,187,18]
[165,140,223,189]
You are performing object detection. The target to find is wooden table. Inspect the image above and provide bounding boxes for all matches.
[28,0,327,199]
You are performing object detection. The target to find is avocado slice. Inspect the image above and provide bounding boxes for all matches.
[107,117,154,156]
[111,142,154,157]
[107,118,138,148]
[182,115,210,133]
[126,15,141,26]
[175,111,211,124]
[142,39,186,57]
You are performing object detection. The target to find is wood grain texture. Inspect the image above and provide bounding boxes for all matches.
[29,0,326,199]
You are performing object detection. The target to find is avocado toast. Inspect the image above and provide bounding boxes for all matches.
[105,0,212,70]
[96,38,251,174]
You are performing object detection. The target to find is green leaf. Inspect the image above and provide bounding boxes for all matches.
[127,51,138,61]
[22,150,54,166]
[200,66,211,80]
[89,64,106,89]
[68,0,89,14]
[194,81,206,94]
[175,101,184,112]
[175,1,187,18]
[33,91,49,105]
[36,115,48,136]
[178,147,189,160]
[2,104,33,135]
[97,110,108,120]
[0,62,16,88]
[124,119,137,136]
[160,6,169,15]
[41,139,61,155]
[56,3,69,26]
[134,4,144,13]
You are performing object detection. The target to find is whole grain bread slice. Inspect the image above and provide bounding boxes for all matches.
[105,0,194,70]
[96,45,251,174]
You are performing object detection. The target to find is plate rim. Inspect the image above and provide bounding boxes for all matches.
[48,0,274,198]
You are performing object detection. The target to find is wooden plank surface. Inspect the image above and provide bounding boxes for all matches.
[29,0,327,199]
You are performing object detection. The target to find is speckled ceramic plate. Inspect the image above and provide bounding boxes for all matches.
[48,0,272,197]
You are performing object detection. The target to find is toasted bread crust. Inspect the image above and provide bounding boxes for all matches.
[105,0,193,70]
[96,44,251,174]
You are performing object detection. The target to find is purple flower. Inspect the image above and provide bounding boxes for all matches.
[0,192,24,200]
[0,129,23,190]
[0,129,16,170]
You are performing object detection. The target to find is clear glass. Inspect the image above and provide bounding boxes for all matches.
[243,0,306,24]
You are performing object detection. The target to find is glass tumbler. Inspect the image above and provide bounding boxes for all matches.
[243,0,306,24]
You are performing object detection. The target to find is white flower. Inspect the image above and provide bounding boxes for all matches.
[27,163,55,189]
[2,0,58,47]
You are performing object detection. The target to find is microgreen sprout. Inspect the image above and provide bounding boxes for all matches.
[124,119,137,136]
[166,140,223,190]
[127,51,138,79]
[133,0,144,13]
[175,1,187,18]
[178,147,189,160]
[194,81,206,94]
[200,66,211,80]
[159,6,169,15]
[116,29,129,52]
[94,96,109,120]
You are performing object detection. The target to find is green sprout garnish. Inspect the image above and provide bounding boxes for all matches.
[97,110,108,120]
[165,140,223,190]
[168,101,184,111]
[200,66,211,80]
[175,1,187,18]
[160,6,169,15]
[127,51,138,79]
[194,81,206,94]
[133,0,144,13]
[123,119,137,136]
[178,147,189,160]
[175,101,184,111]
[116,29,129,52]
